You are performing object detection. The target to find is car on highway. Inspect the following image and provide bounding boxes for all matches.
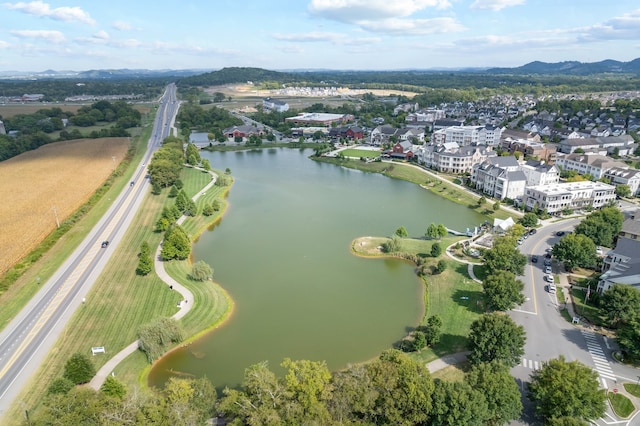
[101,241,109,248]
[531,255,538,263]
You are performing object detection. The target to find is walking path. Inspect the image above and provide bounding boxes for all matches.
[426,351,470,373]
[89,167,217,390]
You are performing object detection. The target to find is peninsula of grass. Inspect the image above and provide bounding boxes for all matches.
[314,155,516,221]
[624,383,640,398]
[352,235,484,364]
[609,392,635,418]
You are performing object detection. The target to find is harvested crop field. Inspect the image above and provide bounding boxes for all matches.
[0,138,129,275]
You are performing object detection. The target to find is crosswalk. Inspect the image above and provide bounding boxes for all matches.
[519,331,616,388]
[582,330,617,386]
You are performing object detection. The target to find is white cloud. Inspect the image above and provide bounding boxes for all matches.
[0,40,9,49]
[112,20,137,31]
[577,9,640,41]
[272,31,380,45]
[5,1,95,25]
[358,17,465,35]
[469,0,525,11]
[308,0,451,22]
[93,30,109,40]
[151,41,238,57]
[10,29,65,43]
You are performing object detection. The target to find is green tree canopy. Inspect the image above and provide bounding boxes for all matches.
[528,355,606,421]
[161,224,191,260]
[100,375,127,400]
[468,313,526,367]
[574,206,623,248]
[552,233,597,268]
[395,226,408,238]
[600,284,640,328]
[464,361,523,426]
[483,237,527,276]
[431,242,443,258]
[137,317,184,362]
[482,270,525,311]
[518,212,538,228]
[428,380,489,426]
[615,184,631,198]
[63,352,96,385]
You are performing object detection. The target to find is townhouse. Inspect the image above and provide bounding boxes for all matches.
[471,156,526,200]
[604,167,640,196]
[431,124,503,146]
[555,153,628,180]
[417,143,493,174]
[522,181,616,214]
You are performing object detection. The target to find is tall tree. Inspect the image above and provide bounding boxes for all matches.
[483,237,527,276]
[574,206,623,248]
[161,224,191,260]
[428,380,489,426]
[468,313,526,367]
[63,352,96,385]
[552,233,597,269]
[482,271,525,311]
[464,361,523,426]
[600,284,640,327]
[528,356,606,422]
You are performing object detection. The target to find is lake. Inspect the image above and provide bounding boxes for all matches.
[148,148,484,389]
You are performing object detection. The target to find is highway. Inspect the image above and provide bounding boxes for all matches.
[0,83,180,416]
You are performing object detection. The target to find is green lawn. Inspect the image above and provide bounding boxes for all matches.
[624,383,640,398]
[352,235,483,364]
[609,392,635,418]
[339,148,381,158]
[571,288,606,326]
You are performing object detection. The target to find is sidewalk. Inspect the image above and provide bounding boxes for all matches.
[88,167,217,390]
[426,351,470,373]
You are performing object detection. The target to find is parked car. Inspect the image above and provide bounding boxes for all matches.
[547,283,556,293]
[531,255,538,263]
[517,238,524,245]
[529,228,537,235]
[556,231,565,236]
[101,241,109,248]
[545,275,554,283]
[545,266,552,274]
[596,246,603,255]
[544,258,552,266]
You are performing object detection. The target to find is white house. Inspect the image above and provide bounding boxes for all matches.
[471,157,526,200]
[604,167,640,196]
[522,181,616,214]
[598,237,640,293]
[555,153,628,180]
[418,143,493,174]
[519,160,560,187]
[431,124,503,146]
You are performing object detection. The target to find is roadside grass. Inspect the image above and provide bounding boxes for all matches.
[313,156,515,220]
[624,383,640,398]
[571,288,606,326]
[609,392,635,418]
[339,148,380,158]
[0,118,155,332]
[4,155,231,423]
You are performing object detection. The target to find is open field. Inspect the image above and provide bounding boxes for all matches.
[0,137,129,277]
[3,166,232,423]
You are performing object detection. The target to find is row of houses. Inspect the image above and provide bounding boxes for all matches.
[598,211,640,293]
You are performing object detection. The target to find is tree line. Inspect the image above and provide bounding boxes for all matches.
[0,100,141,161]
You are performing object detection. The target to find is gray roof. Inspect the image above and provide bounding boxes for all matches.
[621,217,640,237]
[488,156,519,168]
[506,170,527,181]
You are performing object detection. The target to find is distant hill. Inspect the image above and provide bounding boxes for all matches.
[178,67,308,86]
[487,58,640,75]
[0,68,210,80]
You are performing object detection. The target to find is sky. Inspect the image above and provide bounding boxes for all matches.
[1,0,640,72]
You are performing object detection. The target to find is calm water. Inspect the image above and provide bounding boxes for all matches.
[148,148,484,389]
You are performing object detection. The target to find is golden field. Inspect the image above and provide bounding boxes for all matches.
[0,138,129,276]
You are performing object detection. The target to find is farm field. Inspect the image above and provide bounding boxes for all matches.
[0,103,152,118]
[0,137,129,276]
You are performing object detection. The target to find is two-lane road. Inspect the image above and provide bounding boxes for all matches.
[0,83,180,417]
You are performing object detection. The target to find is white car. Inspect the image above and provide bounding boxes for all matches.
[544,274,554,283]
[596,247,603,255]
[545,266,552,274]
[548,284,556,294]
